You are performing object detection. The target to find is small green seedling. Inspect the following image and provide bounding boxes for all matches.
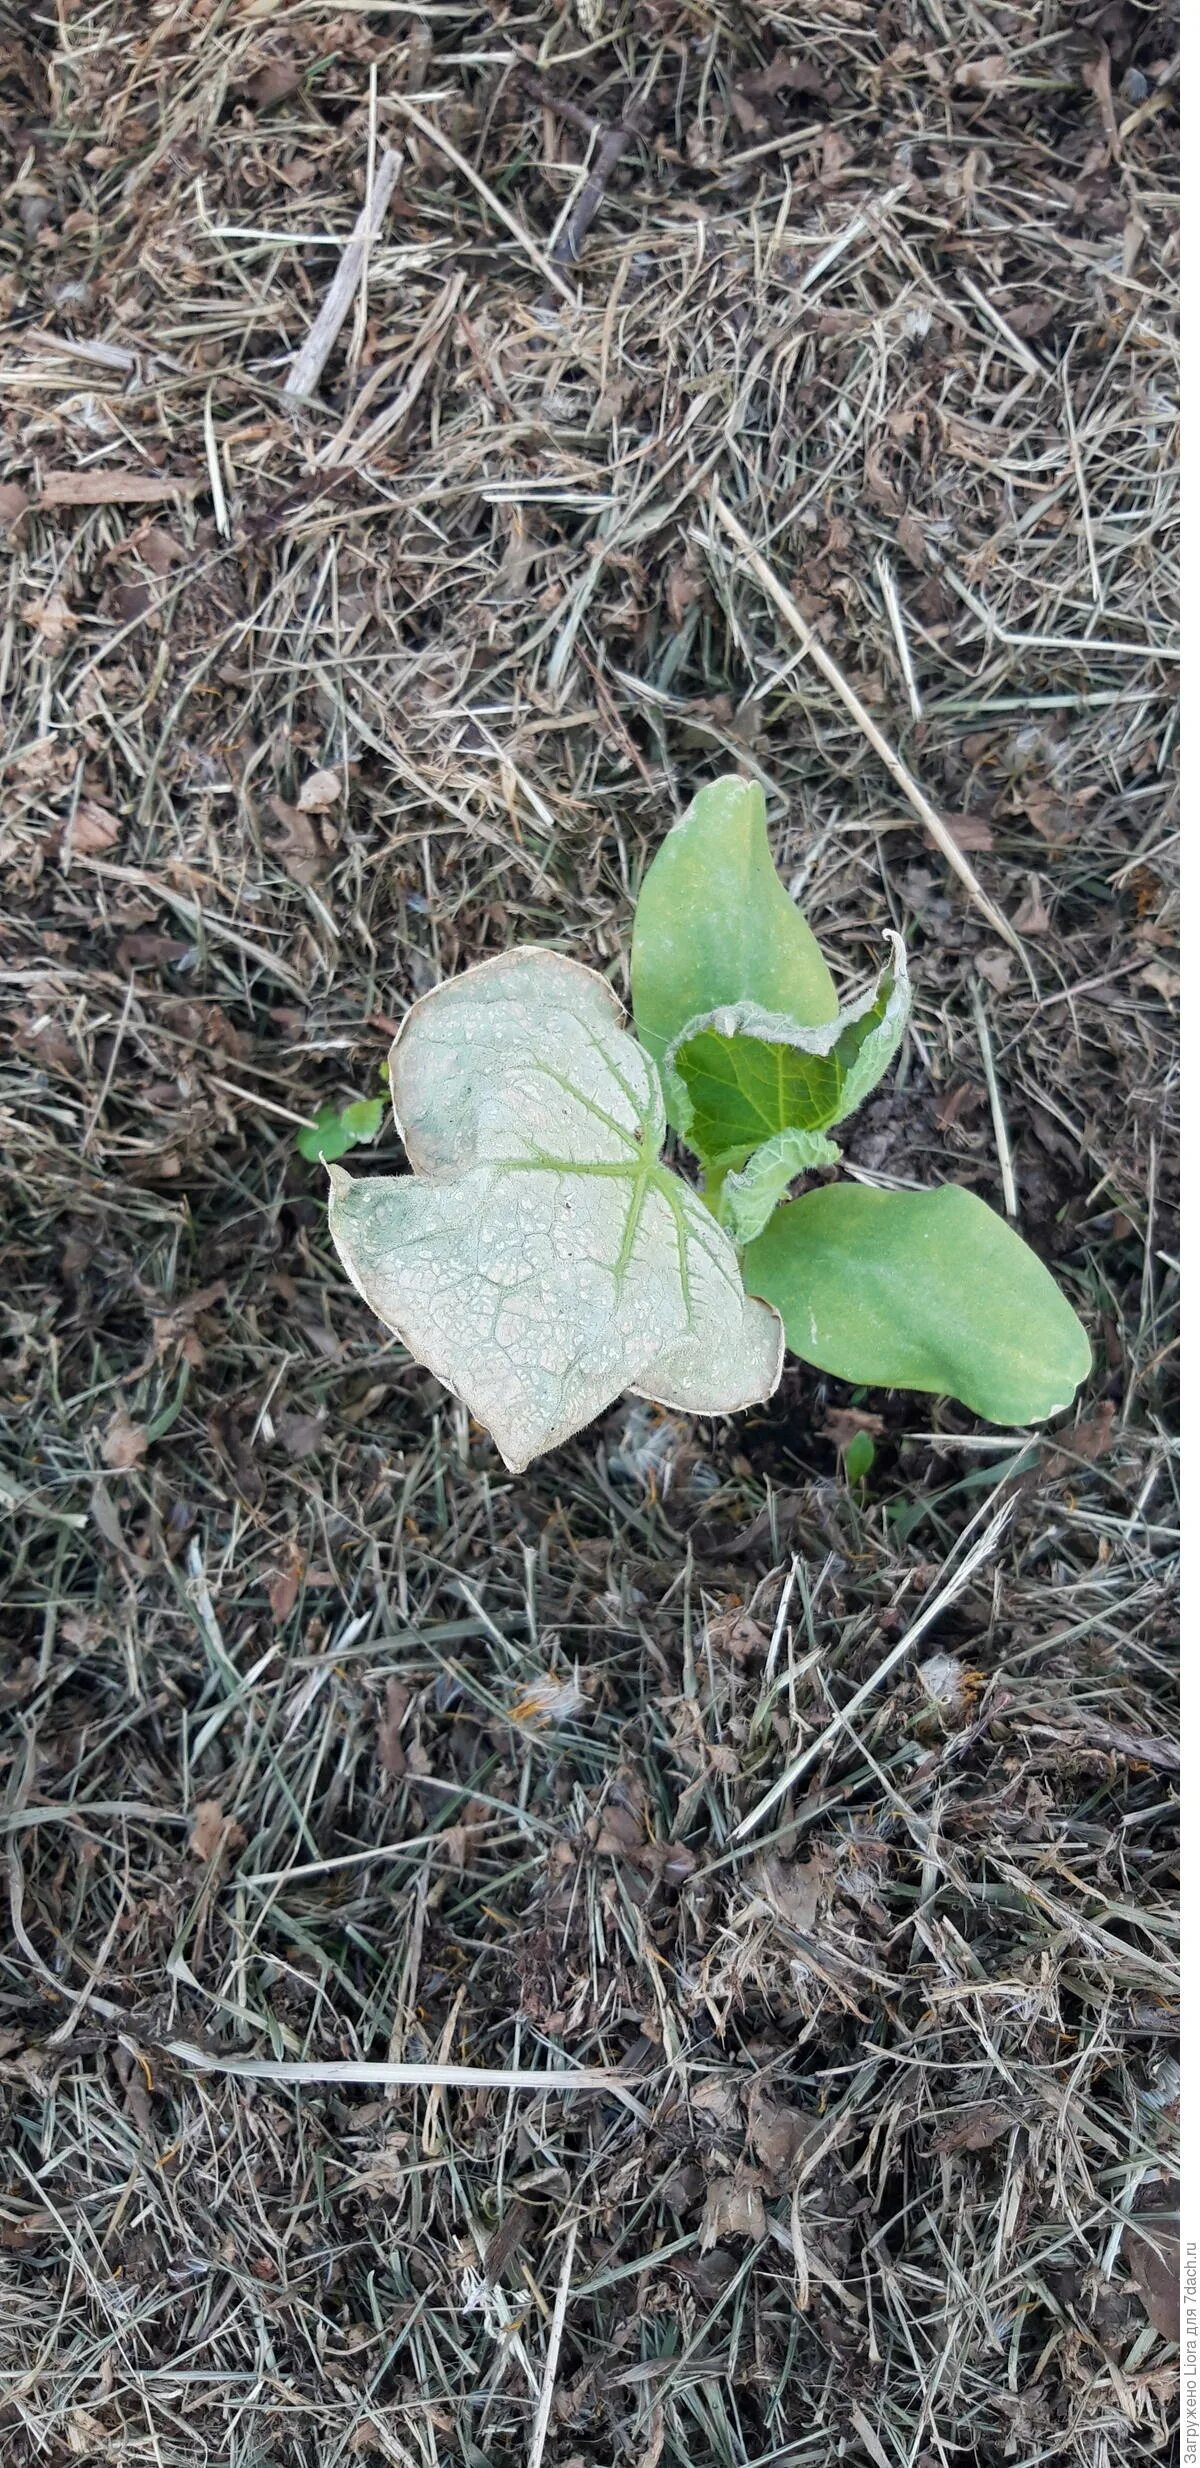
[843,1429,876,1487]
[297,1095,385,1164]
[325,777,1090,1470]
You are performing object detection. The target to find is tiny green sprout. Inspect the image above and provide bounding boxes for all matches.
[296,1095,385,1165]
[844,1429,876,1486]
[319,776,1091,1470]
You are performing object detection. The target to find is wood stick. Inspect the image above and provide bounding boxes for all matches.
[159,2037,649,2119]
[37,470,198,507]
[283,148,403,401]
[551,120,638,267]
[708,486,1023,954]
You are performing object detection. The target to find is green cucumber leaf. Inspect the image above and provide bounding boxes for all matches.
[743,1181,1090,1425]
[631,775,837,1124]
[664,936,908,1170]
[720,1127,841,1245]
[328,948,782,1472]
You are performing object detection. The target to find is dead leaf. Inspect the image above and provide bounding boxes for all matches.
[705,1609,769,1662]
[954,53,1009,92]
[115,931,190,970]
[936,1082,986,1132]
[1140,961,1179,1002]
[747,2085,819,2181]
[295,764,343,812]
[819,1405,885,1451]
[1018,787,1075,845]
[268,1542,305,1626]
[67,798,121,854]
[700,2169,766,2248]
[917,1652,970,1712]
[595,1803,645,1858]
[751,1850,833,1934]
[741,53,830,103]
[23,593,77,651]
[268,795,333,884]
[664,559,703,628]
[1014,875,1052,935]
[1065,1401,1116,1463]
[377,1677,410,1778]
[66,2410,113,2459]
[132,522,187,576]
[944,812,995,854]
[151,1281,227,1362]
[188,1798,246,1865]
[864,444,903,515]
[90,1477,127,1552]
[188,1800,224,1860]
[101,1405,148,1470]
[692,2076,743,2135]
[1122,2180,1179,2338]
[636,2405,665,2468]
[933,2103,1017,2153]
[17,1010,78,1075]
[975,950,1013,994]
[0,482,29,530]
[244,54,301,106]
[1043,1400,1116,1483]
[896,510,927,568]
[276,1408,325,1459]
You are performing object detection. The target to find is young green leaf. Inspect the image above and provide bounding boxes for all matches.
[743,1182,1090,1425]
[631,776,837,1118]
[843,1429,876,1484]
[664,938,909,1170]
[343,1096,386,1142]
[297,1095,384,1163]
[720,1127,841,1245]
[328,949,782,1472]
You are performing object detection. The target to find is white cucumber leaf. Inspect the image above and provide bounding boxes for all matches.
[743,1181,1091,1425]
[327,948,782,1471]
[720,1127,842,1246]
[663,934,909,1170]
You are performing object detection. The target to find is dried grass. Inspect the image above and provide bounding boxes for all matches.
[0,4,1177,2464]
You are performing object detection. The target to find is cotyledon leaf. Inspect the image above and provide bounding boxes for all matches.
[664,934,909,1171]
[631,775,838,1128]
[327,948,783,1472]
[743,1182,1091,1425]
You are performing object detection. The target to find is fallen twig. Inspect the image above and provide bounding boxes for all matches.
[37,468,199,508]
[527,2219,579,2468]
[160,2037,650,2120]
[550,116,644,269]
[520,73,648,269]
[283,148,404,400]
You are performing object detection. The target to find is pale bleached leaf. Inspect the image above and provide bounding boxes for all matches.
[328,949,781,1471]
